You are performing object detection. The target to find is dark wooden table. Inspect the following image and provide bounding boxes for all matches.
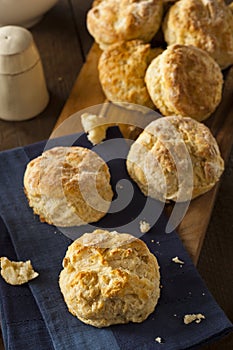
[0,1,233,349]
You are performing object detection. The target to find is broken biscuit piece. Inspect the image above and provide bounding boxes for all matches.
[172,256,184,264]
[81,113,112,145]
[183,313,205,325]
[0,257,39,285]
[139,220,151,233]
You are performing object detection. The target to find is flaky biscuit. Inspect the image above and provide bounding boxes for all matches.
[145,44,223,121]
[98,40,162,111]
[87,0,163,50]
[162,0,233,69]
[59,229,160,328]
[126,116,224,201]
[24,146,113,227]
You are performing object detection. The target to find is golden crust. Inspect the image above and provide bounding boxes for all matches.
[230,2,233,14]
[126,115,224,201]
[162,0,233,69]
[98,40,163,110]
[59,229,160,327]
[87,0,163,49]
[145,44,223,121]
[24,146,113,227]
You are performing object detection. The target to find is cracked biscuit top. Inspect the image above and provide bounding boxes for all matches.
[59,229,160,327]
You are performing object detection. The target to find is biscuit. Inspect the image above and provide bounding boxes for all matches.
[126,115,224,201]
[98,40,162,111]
[145,44,223,121]
[59,229,160,327]
[162,0,233,69]
[24,146,113,227]
[87,0,163,50]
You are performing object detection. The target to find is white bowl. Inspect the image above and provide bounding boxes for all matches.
[0,0,59,28]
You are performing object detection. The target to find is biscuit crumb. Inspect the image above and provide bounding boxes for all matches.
[183,313,205,325]
[155,336,164,343]
[172,256,184,264]
[139,220,151,233]
[0,257,39,285]
[81,113,111,145]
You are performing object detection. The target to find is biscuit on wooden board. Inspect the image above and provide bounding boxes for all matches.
[145,44,223,121]
[98,40,162,111]
[59,229,160,327]
[162,0,233,69]
[126,116,224,202]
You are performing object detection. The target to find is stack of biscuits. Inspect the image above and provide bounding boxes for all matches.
[87,0,233,116]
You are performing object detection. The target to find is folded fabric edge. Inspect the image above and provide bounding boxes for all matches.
[185,326,233,350]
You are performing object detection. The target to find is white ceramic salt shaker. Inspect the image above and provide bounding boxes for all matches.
[0,25,49,121]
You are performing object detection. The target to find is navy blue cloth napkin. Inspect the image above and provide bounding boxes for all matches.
[0,129,232,350]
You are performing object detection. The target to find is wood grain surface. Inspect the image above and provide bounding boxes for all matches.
[0,0,233,349]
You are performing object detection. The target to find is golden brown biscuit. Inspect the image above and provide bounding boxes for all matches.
[145,44,223,121]
[162,0,233,69]
[126,116,224,201]
[59,229,160,328]
[98,40,162,111]
[24,146,113,227]
[87,0,163,50]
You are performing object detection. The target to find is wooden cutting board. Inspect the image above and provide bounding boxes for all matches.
[53,43,233,265]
